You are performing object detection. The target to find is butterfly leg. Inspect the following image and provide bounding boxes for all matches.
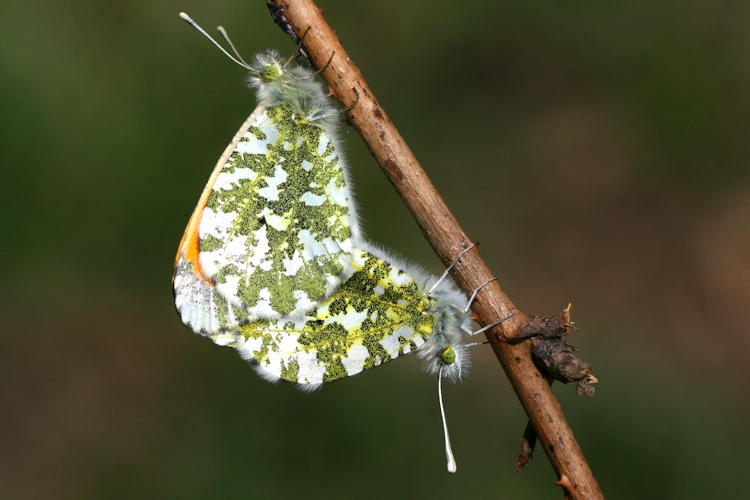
[340,87,360,113]
[428,241,478,295]
[298,51,335,81]
[284,26,312,67]
[463,340,490,348]
[469,309,517,336]
[462,277,497,313]
[308,87,360,123]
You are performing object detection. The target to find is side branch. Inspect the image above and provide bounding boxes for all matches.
[267,1,602,497]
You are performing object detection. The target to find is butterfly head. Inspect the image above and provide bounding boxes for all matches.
[440,345,456,365]
[436,343,467,380]
[259,61,281,83]
[249,50,288,83]
[247,50,335,124]
[418,282,473,383]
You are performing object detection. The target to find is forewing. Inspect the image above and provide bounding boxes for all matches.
[174,103,354,334]
[198,104,354,319]
[173,108,260,335]
[231,249,435,384]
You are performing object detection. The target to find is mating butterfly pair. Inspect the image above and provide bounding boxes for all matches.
[174,13,505,472]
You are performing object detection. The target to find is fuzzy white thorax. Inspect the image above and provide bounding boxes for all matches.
[247,51,340,128]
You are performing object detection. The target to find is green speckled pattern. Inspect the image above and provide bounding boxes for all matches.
[198,104,353,319]
[227,249,437,384]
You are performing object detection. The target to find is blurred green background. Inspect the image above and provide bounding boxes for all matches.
[1,0,748,498]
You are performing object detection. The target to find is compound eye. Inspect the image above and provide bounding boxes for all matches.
[440,346,456,365]
[260,64,281,82]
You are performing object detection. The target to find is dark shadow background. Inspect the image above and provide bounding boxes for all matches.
[2,1,748,498]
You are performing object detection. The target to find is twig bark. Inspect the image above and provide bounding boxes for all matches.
[266,1,603,497]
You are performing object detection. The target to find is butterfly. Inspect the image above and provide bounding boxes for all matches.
[174,12,511,472]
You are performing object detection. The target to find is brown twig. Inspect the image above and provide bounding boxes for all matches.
[517,417,540,471]
[266,1,603,497]
[515,305,598,472]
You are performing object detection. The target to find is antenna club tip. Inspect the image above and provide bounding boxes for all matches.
[179,12,192,22]
[447,463,457,473]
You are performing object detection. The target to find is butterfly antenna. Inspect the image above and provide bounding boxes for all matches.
[216,25,250,66]
[438,365,457,473]
[428,242,477,295]
[469,309,517,336]
[179,12,254,71]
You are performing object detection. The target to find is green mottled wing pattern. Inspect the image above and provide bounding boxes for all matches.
[223,249,436,385]
[198,104,353,320]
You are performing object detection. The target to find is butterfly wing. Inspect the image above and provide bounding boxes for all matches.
[229,249,436,384]
[174,103,355,335]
